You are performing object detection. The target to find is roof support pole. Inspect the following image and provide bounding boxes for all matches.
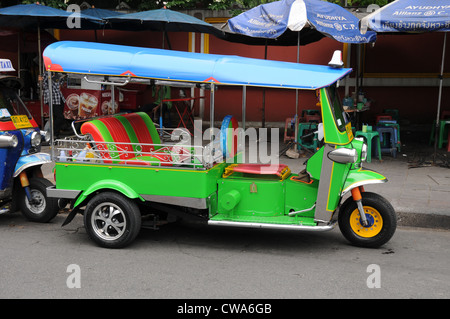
[242,86,246,131]
[47,70,54,160]
[210,83,215,130]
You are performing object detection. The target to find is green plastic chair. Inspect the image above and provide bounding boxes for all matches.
[355,130,382,163]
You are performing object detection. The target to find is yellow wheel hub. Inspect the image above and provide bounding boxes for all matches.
[349,206,383,238]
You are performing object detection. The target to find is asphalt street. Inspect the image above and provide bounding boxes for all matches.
[0,211,449,299]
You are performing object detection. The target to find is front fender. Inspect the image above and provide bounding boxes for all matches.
[72,179,144,208]
[14,152,51,177]
[342,168,387,196]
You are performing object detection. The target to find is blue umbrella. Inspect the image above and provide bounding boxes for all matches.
[0,3,102,30]
[360,0,450,161]
[104,8,223,36]
[81,8,124,19]
[228,0,376,44]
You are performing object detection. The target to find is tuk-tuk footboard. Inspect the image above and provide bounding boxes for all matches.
[208,220,336,232]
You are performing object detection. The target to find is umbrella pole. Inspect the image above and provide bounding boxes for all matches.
[287,31,301,159]
[294,31,300,148]
[433,32,447,164]
[262,40,267,128]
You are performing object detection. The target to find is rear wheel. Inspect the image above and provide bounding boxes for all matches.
[19,177,59,223]
[338,192,396,248]
[84,192,141,248]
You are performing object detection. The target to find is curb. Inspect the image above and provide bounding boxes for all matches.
[397,212,450,230]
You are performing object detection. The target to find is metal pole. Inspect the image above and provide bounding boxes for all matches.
[433,32,447,164]
[47,70,54,160]
[242,86,247,131]
[294,31,300,146]
[38,24,44,128]
[210,83,215,130]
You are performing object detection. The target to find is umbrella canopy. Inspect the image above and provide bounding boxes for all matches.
[81,8,124,19]
[228,0,376,44]
[104,8,223,37]
[360,0,450,162]
[0,3,103,30]
[360,0,450,33]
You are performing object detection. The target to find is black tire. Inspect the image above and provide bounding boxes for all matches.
[338,192,397,248]
[84,192,141,248]
[19,177,59,223]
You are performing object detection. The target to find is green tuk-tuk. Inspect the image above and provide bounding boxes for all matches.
[44,41,396,248]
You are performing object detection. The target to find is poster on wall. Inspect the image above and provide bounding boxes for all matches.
[62,88,119,120]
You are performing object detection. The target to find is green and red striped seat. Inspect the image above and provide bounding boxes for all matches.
[80,112,172,166]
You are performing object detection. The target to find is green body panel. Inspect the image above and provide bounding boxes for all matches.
[217,177,285,217]
[73,179,144,208]
[211,174,319,226]
[56,162,227,208]
[306,147,323,180]
[326,160,351,212]
[284,177,318,217]
[343,168,387,193]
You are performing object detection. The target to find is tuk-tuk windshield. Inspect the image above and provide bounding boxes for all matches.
[0,86,31,121]
[327,83,349,132]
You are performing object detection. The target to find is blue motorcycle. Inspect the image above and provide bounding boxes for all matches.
[0,69,58,222]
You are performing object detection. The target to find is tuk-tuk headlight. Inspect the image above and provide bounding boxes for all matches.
[31,131,41,147]
[361,143,368,162]
[40,130,50,143]
[0,134,18,148]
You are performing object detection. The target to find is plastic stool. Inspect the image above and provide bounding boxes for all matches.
[376,126,397,158]
[355,130,382,163]
[376,115,393,124]
[430,120,450,148]
[298,122,318,151]
[378,120,401,152]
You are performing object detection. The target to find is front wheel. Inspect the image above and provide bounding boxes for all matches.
[84,192,141,248]
[19,177,59,223]
[338,192,397,248]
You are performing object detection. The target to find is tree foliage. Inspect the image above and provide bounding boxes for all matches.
[20,0,391,12]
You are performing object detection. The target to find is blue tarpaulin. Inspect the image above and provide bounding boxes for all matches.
[360,0,450,33]
[228,0,376,44]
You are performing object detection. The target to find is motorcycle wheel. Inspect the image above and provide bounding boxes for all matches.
[19,177,59,223]
[338,192,397,248]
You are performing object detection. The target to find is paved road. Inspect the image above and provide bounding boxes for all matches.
[0,211,449,299]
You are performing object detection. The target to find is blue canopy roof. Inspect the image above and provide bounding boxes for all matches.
[43,41,351,90]
[361,0,450,33]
